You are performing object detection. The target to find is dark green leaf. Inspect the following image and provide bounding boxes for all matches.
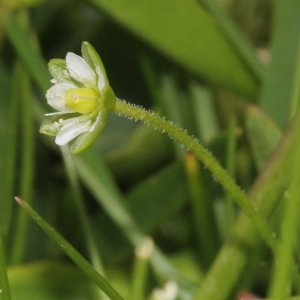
[90,0,259,97]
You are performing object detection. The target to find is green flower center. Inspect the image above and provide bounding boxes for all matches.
[65,88,99,114]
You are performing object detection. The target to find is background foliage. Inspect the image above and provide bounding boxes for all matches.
[0,0,300,299]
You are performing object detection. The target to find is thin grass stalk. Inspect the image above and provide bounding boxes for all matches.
[0,62,19,235]
[267,20,300,299]
[10,66,34,265]
[196,0,264,81]
[0,235,11,300]
[129,238,153,300]
[14,197,125,300]
[259,0,300,128]
[61,145,106,300]
[184,152,218,268]
[5,13,50,93]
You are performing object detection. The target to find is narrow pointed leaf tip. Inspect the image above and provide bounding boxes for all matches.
[14,196,22,204]
[40,42,116,154]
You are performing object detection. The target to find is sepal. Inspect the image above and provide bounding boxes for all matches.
[81,42,108,86]
[70,114,107,154]
[101,86,116,112]
[48,59,77,86]
[40,113,79,136]
[40,115,63,136]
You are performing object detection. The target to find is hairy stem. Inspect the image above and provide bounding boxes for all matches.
[113,100,276,252]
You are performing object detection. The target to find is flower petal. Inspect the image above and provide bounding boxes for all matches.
[55,119,91,145]
[45,111,75,116]
[96,66,107,91]
[66,53,96,86]
[89,111,102,132]
[46,83,76,112]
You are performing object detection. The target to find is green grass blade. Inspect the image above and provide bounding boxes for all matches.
[0,59,10,100]
[128,238,153,300]
[92,161,187,263]
[259,0,300,128]
[268,122,300,297]
[189,82,219,143]
[0,235,11,300]
[0,63,19,235]
[197,0,264,81]
[90,0,258,97]
[184,152,219,269]
[60,145,106,300]
[245,105,282,172]
[158,75,188,156]
[10,65,34,265]
[14,197,125,300]
[5,13,51,93]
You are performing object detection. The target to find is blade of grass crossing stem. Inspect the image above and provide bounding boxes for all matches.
[159,75,187,157]
[60,145,106,300]
[14,197,125,300]
[259,0,300,129]
[196,0,264,81]
[245,105,282,172]
[189,81,219,144]
[0,235,11,300]
[10,65,34,265]
[184,152,219,269]
[140,59,190,156]
[267,58,300,300]
[138,55,162,108]
[0,63,19,235]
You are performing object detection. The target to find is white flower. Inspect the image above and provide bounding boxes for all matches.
[41,42,116,154]
[44,52,106,146]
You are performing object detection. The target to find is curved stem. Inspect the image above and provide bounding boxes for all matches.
[112,100,276,252]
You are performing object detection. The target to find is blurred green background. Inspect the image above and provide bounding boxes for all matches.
[0,0,300,299]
